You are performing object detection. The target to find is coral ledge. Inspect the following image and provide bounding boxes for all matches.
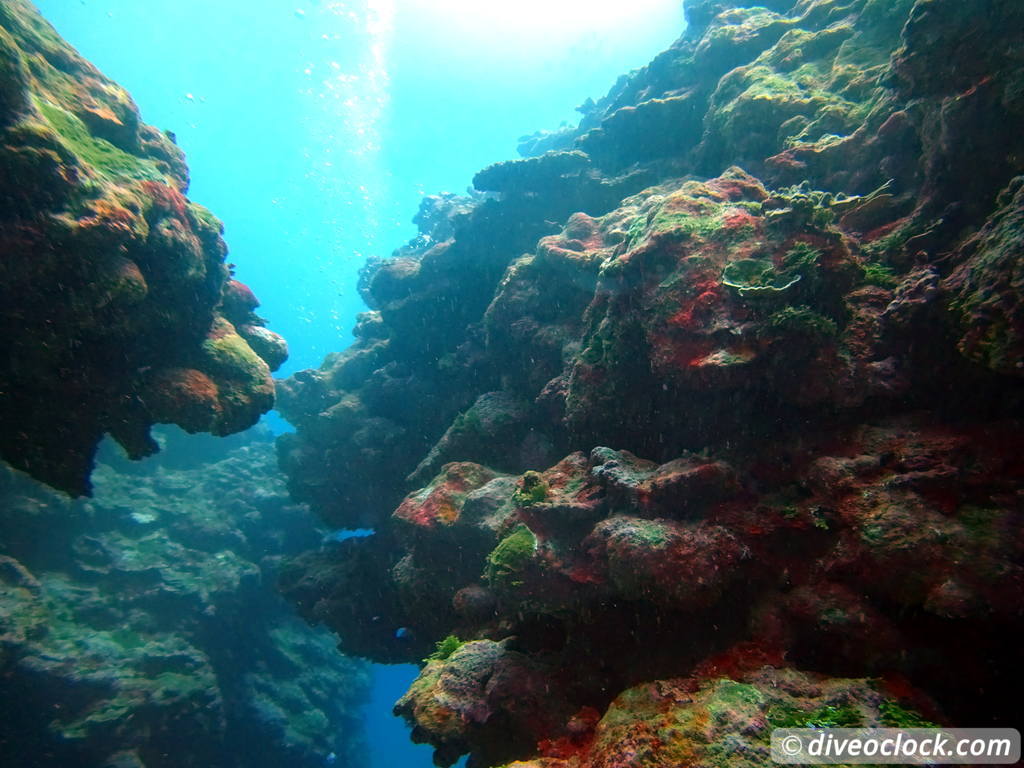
[0,0,286,497]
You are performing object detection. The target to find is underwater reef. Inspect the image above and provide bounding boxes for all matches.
[278,0,1024,765]
[0,429,370,768]
[0,0,286,497]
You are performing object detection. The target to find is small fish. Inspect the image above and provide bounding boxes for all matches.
[324,752,337,766]
[394,626,413,640]
[321,528,375,546]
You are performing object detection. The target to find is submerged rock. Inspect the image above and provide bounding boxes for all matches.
[0,431,369,768]
[507,664,940,768]
[277,0,1024,763]
[306,418,1022,766]
[944,176,1024,376]
[0,1,285,497]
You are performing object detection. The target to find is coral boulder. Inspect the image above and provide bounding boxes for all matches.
[0,1,286,496]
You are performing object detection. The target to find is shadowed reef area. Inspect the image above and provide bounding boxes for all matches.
[0,428,370,767]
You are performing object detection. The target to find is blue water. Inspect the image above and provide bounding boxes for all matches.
[35,1,684,765]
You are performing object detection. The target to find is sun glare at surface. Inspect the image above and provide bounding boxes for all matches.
[32,0,686,372]
[397,0,684,61]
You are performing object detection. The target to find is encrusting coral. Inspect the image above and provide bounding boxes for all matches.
[0,0,286,497]
[277,0,1024,765]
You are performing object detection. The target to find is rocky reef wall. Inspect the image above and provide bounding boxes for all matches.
[0,430,369,768]
[0,0,287,497]
[278,0,1024,766]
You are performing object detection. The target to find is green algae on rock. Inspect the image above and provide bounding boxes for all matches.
[484,524,538,589]
[944,176,1024,375]
[502,666,936,768]
[0,0,286,496]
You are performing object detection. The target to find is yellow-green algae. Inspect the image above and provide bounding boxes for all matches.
[484,525,537,588]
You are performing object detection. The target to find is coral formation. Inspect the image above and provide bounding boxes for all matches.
[504,666,938,767]
[0,0,286,497]
[0,429,369,768]
[276,0,1024,765]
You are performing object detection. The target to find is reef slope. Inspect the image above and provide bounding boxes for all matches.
[277,0,1024,766]
[0,430,369,768]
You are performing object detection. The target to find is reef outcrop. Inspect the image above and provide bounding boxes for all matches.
[0,1,286,497]
[0,429,368,768]
[279,0,1024,765]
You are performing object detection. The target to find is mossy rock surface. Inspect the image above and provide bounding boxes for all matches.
[0,0,285,495]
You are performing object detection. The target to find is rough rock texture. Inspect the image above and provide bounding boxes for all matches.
[278,0,1024,766]
[0,1,286,497]
[0,430,369,768]
[503,664,942,768]
[286,424,1022,764]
